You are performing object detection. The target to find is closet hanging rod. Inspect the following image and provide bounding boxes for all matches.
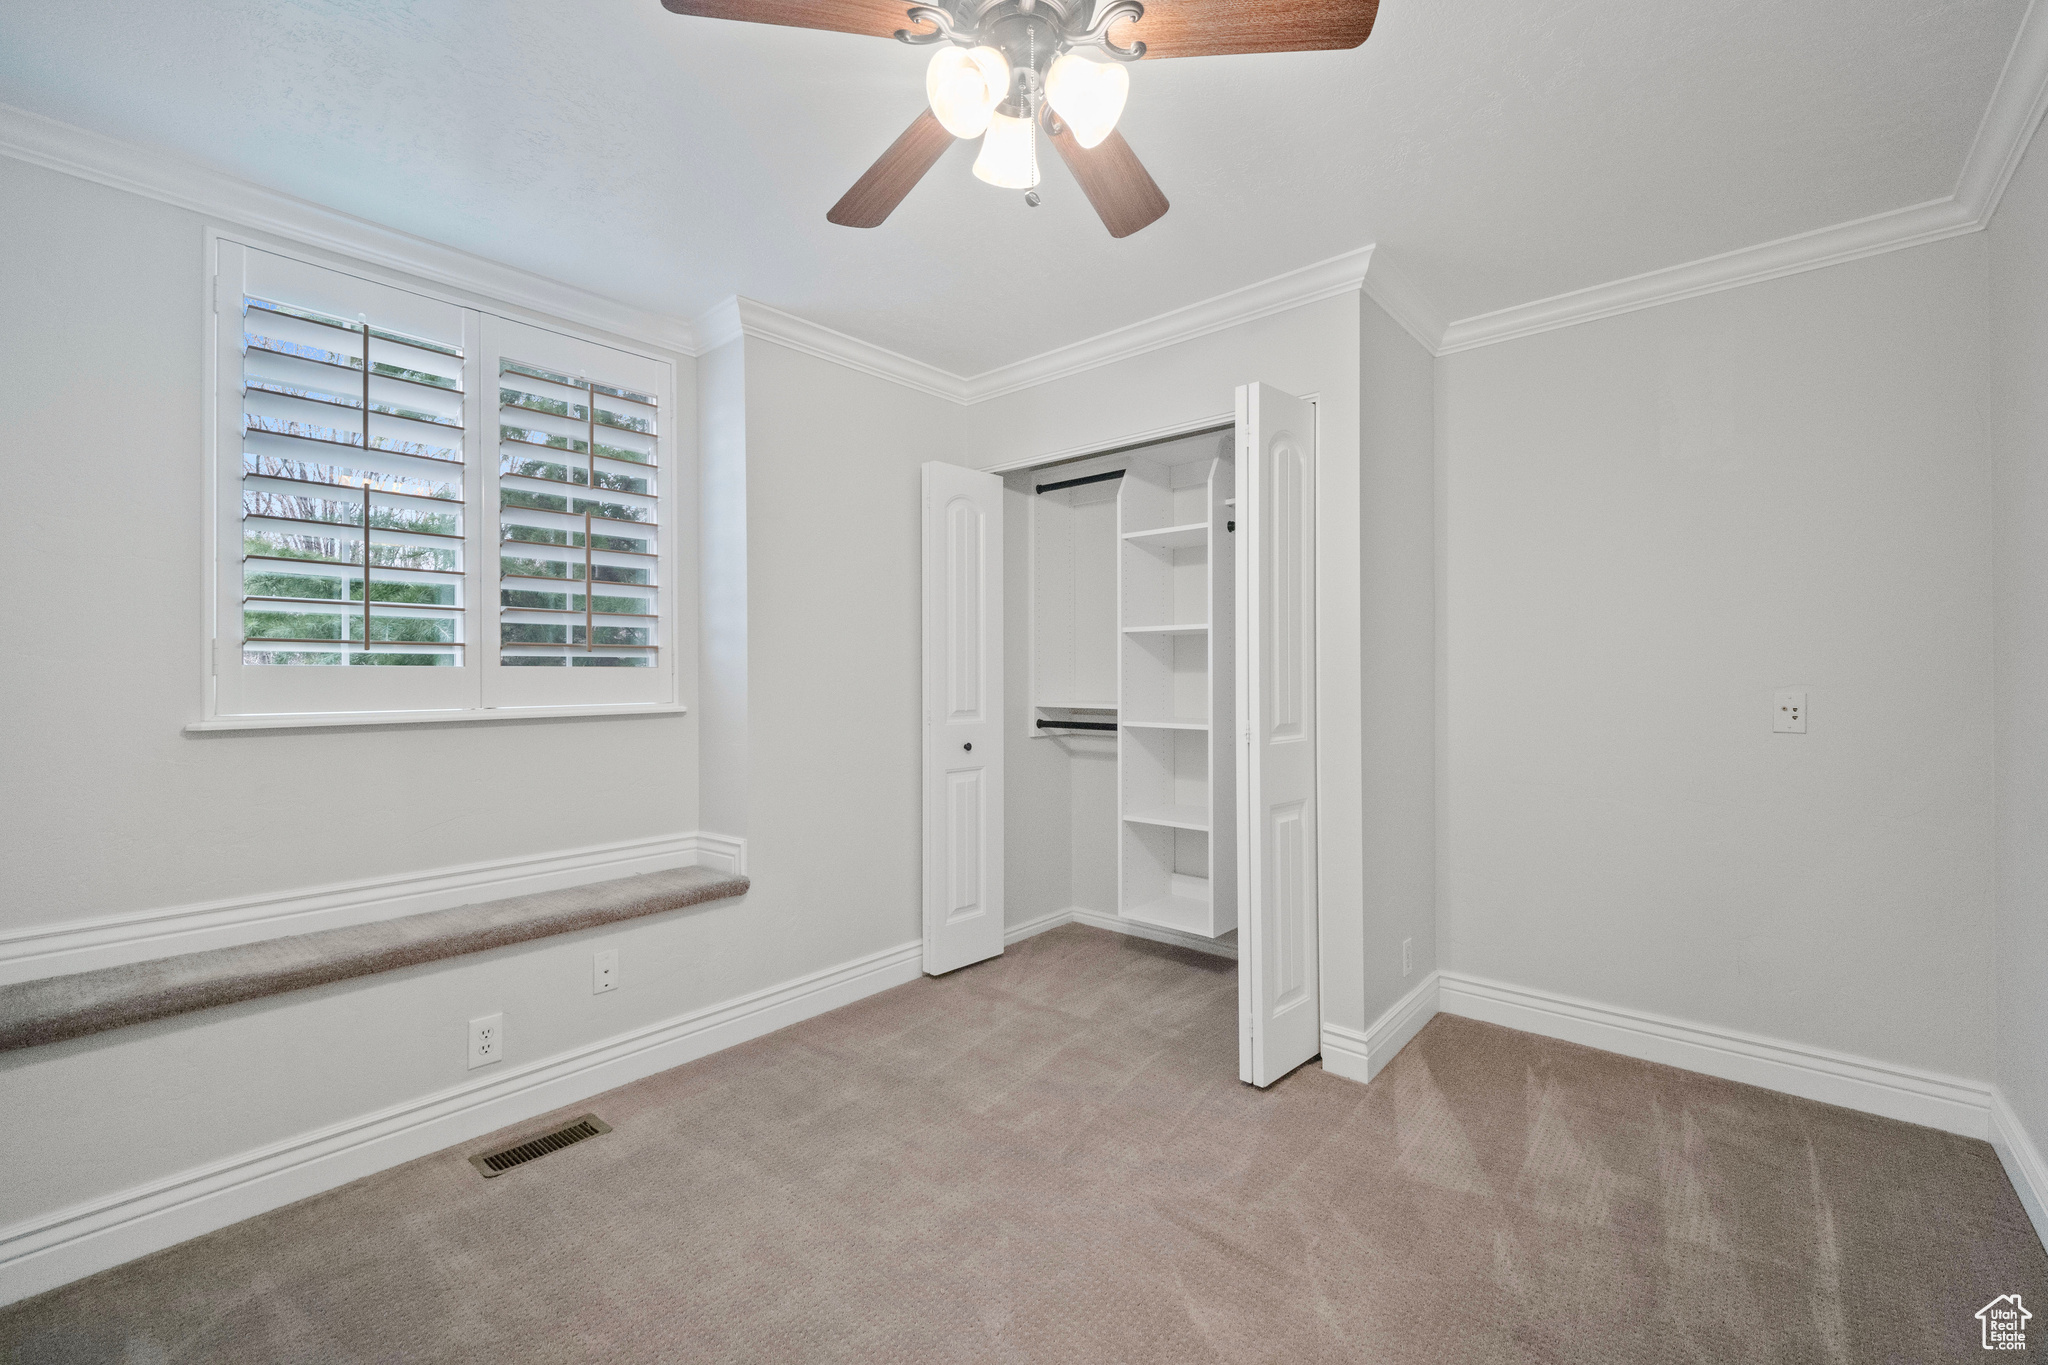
[1036,719,1117,732]
[1034,469,1125,495]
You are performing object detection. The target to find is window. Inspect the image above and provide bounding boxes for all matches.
[208,240,679,726]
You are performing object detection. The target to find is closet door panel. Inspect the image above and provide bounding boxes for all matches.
[1237,383,1318,1086]
[922,461,1005,975]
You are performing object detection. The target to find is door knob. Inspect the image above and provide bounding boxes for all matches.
[963,742,972,751]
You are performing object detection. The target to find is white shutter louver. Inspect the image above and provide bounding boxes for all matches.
[495,360,659,667]
[238,296,468,667]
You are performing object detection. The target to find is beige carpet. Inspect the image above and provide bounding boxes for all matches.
[4,924,2042,1363]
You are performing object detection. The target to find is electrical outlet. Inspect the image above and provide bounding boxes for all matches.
[1402,938,1413,977]
[468,1013,504,1070]
[593,949,618,995]
[1773,689,1807,734]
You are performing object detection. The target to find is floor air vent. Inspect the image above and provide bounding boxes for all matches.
[469,1114,612,1178]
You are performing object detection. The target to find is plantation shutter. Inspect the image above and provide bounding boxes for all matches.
[238,299,469,667]
[481,315,673,709]
[209,240,677,725]
[495,362,660,665]
[212,242,482,720]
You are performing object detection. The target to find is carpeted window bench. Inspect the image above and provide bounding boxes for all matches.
[0,865,749,1051]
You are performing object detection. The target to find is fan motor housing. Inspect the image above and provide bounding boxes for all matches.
[900,0,1148,65]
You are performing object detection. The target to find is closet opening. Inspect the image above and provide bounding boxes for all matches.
[1013,425,1239,946]
[922,382,1320,1086]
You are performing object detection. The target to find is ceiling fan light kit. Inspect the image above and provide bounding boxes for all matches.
[926,43,1011,137]
[1044,51,1129,150]
[974,106,1042,188]
[658,0,1380,236]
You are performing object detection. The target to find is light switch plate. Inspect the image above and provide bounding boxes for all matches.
[1773,690,1807,734]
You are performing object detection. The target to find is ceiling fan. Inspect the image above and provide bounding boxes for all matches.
[659,0,1379,238]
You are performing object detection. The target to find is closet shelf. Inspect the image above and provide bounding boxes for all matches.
[1121,895,1218,938]
[1123,623,1207,636]
[1121,522,1208,551]
[1123,805,1208,832]
[1122,719,1208,731]
[1037,701,1117,711]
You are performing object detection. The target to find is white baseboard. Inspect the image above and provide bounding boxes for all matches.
[0,933,915,1308]
[1322,971,1440,1086]
[0,831,748,984]
[1004,909,1077,945]
[1992,1090,2048,1249]
[1318,1021,1371,1083]
[1004,907,1237,960]
[1438,971,1993,1139]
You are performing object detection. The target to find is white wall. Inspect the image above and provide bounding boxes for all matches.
[0,159,701,928]
[0,160,907,1277]
[1357,297,1438,1028]
[1989,126,2048,1176]
[735,337,967,968]
[698,337,749,838]
[1438,236,1997,1081]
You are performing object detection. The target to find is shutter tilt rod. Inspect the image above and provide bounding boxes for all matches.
[1034,469,1124,495]
[1036,719,1117,731]
[361,320,372,658]
[586,381,596,652]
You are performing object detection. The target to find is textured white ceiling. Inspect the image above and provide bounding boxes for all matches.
[0,0,2027,372]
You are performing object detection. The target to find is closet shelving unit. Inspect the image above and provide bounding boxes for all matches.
[1117,456,1236,938]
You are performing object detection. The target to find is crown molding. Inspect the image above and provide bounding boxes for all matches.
[1435,0,2048,354]
[701,244,1378,405]
[961,245,1375,402]
[696,242,1368,403]
[1434,196,1980,354]
[1,93,1381,403]
[724,297,970,403]
[0,102,701,358]
[692,297,745,353]
[21,0,2048,388]
[1959,0,2048,222]
[1360,250,1446,353]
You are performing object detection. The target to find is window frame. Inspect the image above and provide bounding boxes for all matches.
[197,230,687,732]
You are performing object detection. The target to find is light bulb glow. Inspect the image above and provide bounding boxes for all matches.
[926,45,1010,139]
[1044,51,1128,150]
[972,108,1040,189]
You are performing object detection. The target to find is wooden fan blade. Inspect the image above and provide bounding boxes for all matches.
[1045,120,1169,238]
[1115,0,1378,59]
[659,0,920,41]
[827,110,956,228]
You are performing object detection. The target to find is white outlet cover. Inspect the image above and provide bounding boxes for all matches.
[468,1012,504,1070]
[1773,689,1808,734]
[593,949,618,995]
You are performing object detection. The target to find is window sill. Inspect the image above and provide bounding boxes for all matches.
[186,703,689,734]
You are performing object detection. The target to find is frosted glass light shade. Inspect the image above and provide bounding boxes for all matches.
[1044,52,1128,149]
[926,45,1010,139]
[972,108,1040,188]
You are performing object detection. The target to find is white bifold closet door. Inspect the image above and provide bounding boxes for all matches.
[1236,383,1320,1087]
[921,462,1006,975]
